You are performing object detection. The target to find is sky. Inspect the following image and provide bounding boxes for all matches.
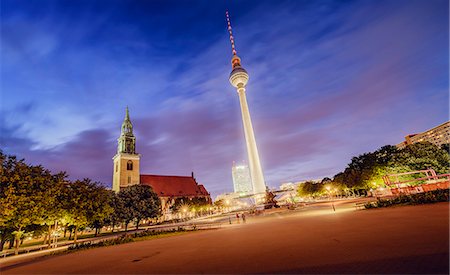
[1,0,448,197]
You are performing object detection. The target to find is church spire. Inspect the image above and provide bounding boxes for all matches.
[125,106,130,120]
[118,107,136,154]
[121,106,134,136]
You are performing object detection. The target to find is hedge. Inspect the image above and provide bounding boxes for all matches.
[364,189,449,209]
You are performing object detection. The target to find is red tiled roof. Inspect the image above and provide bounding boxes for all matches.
[198,184,209,196]
[140,174,210,198]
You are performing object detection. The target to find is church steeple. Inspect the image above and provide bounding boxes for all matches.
[113,107,140,192]
[121,106,133,136]
[117,107,136,154]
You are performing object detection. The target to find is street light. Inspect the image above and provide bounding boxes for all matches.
[325,185,335,212]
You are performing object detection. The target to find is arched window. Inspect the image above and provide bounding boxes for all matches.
[115,162,118,172]
[127,160,133,171]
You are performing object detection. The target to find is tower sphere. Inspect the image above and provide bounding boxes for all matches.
[229,56,249,89]
[229,67,249,88]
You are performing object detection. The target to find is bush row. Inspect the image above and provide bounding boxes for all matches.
[364,189,449,209]
[68,227,188,251]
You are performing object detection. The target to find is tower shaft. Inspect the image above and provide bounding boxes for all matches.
[226,10,266,195]
[237,87,266,194]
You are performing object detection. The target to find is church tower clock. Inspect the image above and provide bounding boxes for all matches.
[112,107,140,192]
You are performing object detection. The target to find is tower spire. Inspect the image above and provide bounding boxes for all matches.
[121,106,134,136]
[226,11,243,70]
[125,106,130,120]
[226,10,237,56]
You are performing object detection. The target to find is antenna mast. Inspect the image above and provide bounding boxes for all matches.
[226,10,237,56]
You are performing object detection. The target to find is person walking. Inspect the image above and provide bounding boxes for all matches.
[242,213,246,223]
[236,213,240,223]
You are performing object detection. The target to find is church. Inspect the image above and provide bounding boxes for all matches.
[112,107,212,218]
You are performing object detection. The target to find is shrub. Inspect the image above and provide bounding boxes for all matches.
[67,227,189,252]
[364,189,449,209]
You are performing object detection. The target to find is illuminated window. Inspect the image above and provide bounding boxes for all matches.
[127,160,133,170]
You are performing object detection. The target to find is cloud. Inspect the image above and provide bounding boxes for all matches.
[1,0,448,197]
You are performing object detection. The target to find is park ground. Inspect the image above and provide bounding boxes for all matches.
[1,201,449,274]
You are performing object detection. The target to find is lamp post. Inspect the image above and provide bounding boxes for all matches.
[325,185,335,212]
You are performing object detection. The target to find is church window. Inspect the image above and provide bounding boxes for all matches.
[127,160,133,170]
[128,176,131,184]
[115,162,118,172]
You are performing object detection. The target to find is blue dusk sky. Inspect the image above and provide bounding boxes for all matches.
[1,0,448,197]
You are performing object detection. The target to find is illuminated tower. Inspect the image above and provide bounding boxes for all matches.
[226,11,266,194]
[112,107,140,192]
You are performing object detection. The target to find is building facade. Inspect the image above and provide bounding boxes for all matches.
[232,162,253,195]
[112,108,212,218]
[140,174,211,219]
[396,121,450,149]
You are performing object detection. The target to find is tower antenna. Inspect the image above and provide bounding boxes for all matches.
[226,10,237,56]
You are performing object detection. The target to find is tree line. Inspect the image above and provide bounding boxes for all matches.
[0,151,161,254]
[298,142,450,197]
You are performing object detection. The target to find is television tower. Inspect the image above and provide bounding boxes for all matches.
[226,11,266,194]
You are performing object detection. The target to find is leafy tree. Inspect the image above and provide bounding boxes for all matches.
[297,181,324,197]
[88,187,114,236]
[213,199,224,211]
[63,179,102,243]
[106,192,125,233]
[0,154,52,254]
[119,185,161,230]
[393,142,450,175]
[440,143,449,154]
[41,171,67,247]
[332,145,399,190]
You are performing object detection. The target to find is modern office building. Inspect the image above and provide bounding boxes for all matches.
[396,121,450,149]
[232,162,253,195]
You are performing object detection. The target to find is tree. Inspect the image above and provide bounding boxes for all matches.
[63,179,101,244]
[119,185,161,230]
[332,142,449,191]
[0,154,52,254]
[440,143,449,154]
[333,145,399,191]
[106,192,125,233]
[88,187,114,236]
[213,199,224,212]
[393,142,450,175]
[298,181,324,197]
[40,171,67,247]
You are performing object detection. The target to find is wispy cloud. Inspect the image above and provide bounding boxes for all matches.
[1,0,448,196]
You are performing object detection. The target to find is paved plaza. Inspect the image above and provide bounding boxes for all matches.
[2,202,449,274]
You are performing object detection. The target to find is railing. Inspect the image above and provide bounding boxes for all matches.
[383,169,449,187]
